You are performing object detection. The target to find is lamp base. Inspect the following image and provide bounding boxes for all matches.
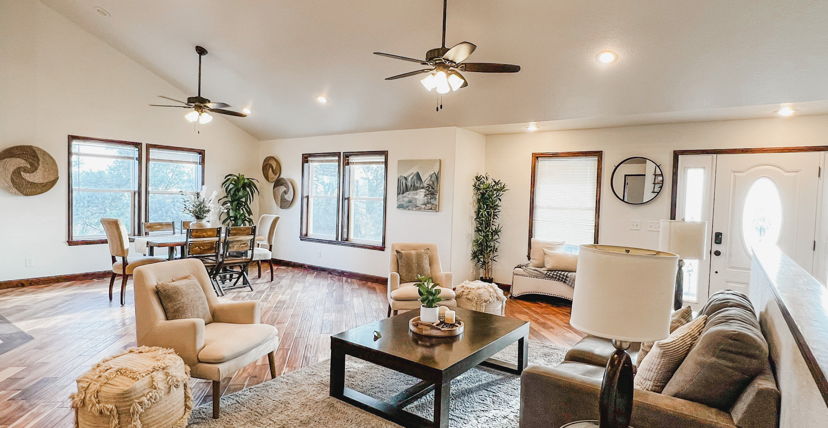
[599,340,633,428]
[674,259,685,310]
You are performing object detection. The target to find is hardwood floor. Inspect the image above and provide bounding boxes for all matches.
[0,266,582,427]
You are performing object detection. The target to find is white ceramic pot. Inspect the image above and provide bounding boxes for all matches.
[191,219,210,229]
[420,306,439,323]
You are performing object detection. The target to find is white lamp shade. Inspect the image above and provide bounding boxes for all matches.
[659,220,708,260]
[571,245,678,342]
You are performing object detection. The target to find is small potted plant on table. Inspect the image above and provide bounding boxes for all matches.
[182,188,216,228]
[416,275,442,323]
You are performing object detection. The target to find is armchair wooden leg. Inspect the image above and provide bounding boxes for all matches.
[387,305,392,317]
[212,380,221,419]
[269,260,274,282]
[257,261,262,278]
[119,274,129,306]
[108,273,116,301]
[392,309,399,316]
[268,351,277,379]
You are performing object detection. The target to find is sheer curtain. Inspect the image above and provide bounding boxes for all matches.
[532,156,599,245]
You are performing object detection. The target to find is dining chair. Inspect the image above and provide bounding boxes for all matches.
[182,220,192,231]
[185,226,223,296]
[214,226,257,293]
[100,218,166,305]
[253,215,280,281]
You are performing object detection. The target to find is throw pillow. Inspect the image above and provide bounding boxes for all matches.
[637,306,693,365]
[542,248,578,271]
[529,239,565,267]
[156,276,212,324]
[396,249,432,283]
[634,315,707,393]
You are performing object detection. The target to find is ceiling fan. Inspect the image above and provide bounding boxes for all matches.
[150,45,247,124]
[374,0,520,98]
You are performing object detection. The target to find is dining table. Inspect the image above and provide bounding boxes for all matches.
[134,234,187,260]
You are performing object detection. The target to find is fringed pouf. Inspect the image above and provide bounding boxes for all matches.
[71,346,192,428]
[456,280,507,315]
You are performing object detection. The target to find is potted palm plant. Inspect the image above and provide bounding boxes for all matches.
[471,174,508,283]
[219,173,259,226]
[416,275,442,323]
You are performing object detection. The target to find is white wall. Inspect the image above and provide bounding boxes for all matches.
[487,114,828,283]
[451,128,486,282]
[0,1,259,281]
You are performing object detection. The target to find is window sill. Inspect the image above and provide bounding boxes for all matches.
[67,239,107,246]
[300,236,385,251]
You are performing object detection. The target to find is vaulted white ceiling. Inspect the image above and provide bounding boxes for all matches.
[43,0,828,139]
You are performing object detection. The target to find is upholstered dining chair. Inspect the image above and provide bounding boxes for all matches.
[133,259,279,419]
[387,243,456,317]
[253,214,280,281]
[100,218,166,305]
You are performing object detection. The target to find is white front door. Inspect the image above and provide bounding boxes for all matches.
[708,152,821,295]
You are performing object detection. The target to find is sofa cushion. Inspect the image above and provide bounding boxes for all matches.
[155,276,212,324]
[529,239,564,268]
[543,248,577,272]
[663,303,769,410]
[198,322,278,363]
[635,315,707,392]
[637,306,693,365]
[390,284,456,301]
[699,289,755,318]
[396,249,431,283]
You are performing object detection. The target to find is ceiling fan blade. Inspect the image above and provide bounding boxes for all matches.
[443,41,476,63]
[373,52,429,65]
[208,108,247,117]
[385,69,433,80]
[158,95,191,105]
[460,63,521,73]
[207,102,230,109]
[149,104,192,108]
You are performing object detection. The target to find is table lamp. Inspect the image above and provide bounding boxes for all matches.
[658,220,708,310]
[570,245,678,428]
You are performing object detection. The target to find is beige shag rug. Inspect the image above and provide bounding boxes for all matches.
[188,341,566,428]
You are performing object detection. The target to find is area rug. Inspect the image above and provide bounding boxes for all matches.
[188,341,566,427]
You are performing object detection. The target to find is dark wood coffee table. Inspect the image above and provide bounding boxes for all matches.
[330,307,529,428]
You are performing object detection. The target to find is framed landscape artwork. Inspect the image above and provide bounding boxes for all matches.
[397,159,440,211]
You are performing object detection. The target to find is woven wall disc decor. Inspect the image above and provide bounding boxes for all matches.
[272,177,296,209]
[262,156,281,183]
[0,145,59,196]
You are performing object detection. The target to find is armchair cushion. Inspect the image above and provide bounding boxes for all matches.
[155,276,212,324]
[390,284,456,301]
[396,249,431,282]
[198,322,278,364]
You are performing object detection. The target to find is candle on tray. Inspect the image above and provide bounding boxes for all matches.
[438,306,449,318]
[445,310,456,324]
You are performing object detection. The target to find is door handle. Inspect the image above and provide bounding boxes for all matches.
[714,232,723,245]
[713,250,722,256]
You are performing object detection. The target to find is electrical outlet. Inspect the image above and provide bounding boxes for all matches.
[647,220,661,232]
[629,221,641,231]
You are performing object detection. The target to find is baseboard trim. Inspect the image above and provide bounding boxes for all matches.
[0,271,112,290]
[271,258,387,285]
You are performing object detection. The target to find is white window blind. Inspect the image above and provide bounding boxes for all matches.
[532,156,599,245]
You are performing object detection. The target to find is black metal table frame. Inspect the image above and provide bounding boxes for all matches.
[329,325,529,428]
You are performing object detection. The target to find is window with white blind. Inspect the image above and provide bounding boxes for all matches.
[530,152,602,247]
[146,145,204,226]
[342,152,387,246]
[301,153,341,240]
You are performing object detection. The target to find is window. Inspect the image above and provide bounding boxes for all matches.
[68,136,141,244]
[529,152,602,250]
[146,145,205,227]
[301,151,387,250]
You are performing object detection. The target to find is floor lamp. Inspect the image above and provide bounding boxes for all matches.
[658,220,708,310]
[568,245,677,428]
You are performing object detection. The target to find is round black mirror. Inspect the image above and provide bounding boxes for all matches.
[611,157,663,205]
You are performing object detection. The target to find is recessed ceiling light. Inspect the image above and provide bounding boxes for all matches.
[596,50,618,64]
[242,107,252,116]
[316,96,328,104]
[94,6,111,17]
[776,105,795,117]
[527,122,539,132]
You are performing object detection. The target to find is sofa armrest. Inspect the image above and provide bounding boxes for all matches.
[138,318,205,366]
[212,301,260,324]
[520,363,735,428]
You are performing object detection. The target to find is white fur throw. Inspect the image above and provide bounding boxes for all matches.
[455,280,507,312]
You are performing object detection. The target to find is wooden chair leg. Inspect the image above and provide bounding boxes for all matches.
[267,351,277,379]
[108,273,116,301]
[120,274,129,306]
[257,261,262,278]
[212,380,221,419]
[387,305,392,317]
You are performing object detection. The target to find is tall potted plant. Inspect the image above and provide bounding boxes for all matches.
[219,173,259,226]
[471,174,508,283]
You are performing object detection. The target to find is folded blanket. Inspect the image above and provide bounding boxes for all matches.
[514,263,576,287]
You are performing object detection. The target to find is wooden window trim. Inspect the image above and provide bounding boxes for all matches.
[341,151,388,251]
[300,152,342,243]
[67,135,143,246]
[528,151,603,258]
[144,144,206,227]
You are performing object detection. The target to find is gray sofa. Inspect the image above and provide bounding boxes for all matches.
[520,290,780,428]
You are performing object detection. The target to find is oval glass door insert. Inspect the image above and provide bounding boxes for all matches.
[742,177,783,251]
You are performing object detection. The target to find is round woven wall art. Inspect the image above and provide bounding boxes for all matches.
[262,156,281,183]
[272,177,296,209]
[0,145,59,196]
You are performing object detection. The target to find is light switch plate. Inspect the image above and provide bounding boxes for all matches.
[630,221,641,231]
[647,220,661,232]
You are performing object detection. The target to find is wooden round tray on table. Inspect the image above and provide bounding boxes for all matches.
[409,316,464,337]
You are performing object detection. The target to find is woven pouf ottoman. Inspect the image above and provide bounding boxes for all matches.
[71,346,192,428]
[455,280,507,315]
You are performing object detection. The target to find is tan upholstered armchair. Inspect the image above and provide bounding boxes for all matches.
[387,243,456,317]
[133,259,279,419]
